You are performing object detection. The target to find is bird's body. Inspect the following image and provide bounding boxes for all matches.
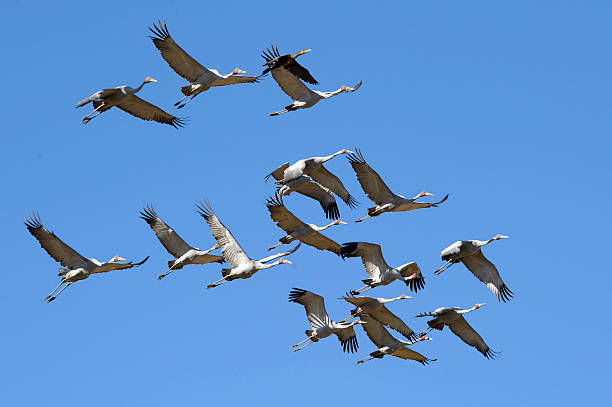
[149,21,259,109]
[266,194,345,253]
[76,77,185,127]
[196,202,299,289]
[435,235,513,302]
[356,314,434,365]
[261,46,319,84]
[25,213,149,302]
[289,288,365,353]
[416,304,497,359]
[346,150,449,222]
[340,242,425,295]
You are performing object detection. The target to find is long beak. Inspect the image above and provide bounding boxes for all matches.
[299,49,312,55]
[282,259,293,264]
[115,256,126,262]
[147,78,158,83]
[235,69,247,74]
[423,192,434,197]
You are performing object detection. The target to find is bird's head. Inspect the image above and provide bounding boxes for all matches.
[144,77,158,83]
[418,191,434,198]
[333,220,348,225]
[296,49,311,57]
[494,234,509,240]
[278,258,293,265]
[354,320,367,325]
[110,255,126,263]
[474,303,487,309]
[399,295,412,300]
[233,68,247,74]
[340,148,355,154]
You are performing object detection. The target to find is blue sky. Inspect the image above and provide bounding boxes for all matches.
[2,1,611,405]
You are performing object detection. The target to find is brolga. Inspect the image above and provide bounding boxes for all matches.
[266,194,345,253]
[356,314,435,365]
[416,303,498,359]
[260,45,318,84]
[25,213,149,302]
[289,288,366,353]
[434,235,513,302]
[196,202,299,289]
[139,205,224,280]
[340,242,425,295]
[265,162,340,220]
[340,294,418,341]
[346,149,449,223]
[149,21,260,109]
[272,149,358,209]
[76,77,186,127]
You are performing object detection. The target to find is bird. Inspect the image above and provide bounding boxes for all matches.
[76,77,186,127]
[340,294,418,341]
[340,242,425,295]
[416,303,498,359]
[347,149,449,223]
[434,235,513,302]
[260,45,318,84]
[265,162,340,220]
[196,201,299,289]
[139,205,224,280]
[266,194,345,253]
[273,149,358,209]
[261,47,361,116]
[24,213,149,302]
[288,288,366,353]
[149,21,260,109]
[356,314,435,365]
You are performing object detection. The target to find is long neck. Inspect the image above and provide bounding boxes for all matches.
[132,80,148,93]
[318,150,345,163]
[319,88,344,99]
[381,296,403,304]
[313,221,337,231]
[257,260,282,270]
[457,305,479,315]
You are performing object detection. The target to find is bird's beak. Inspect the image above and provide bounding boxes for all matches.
[235,69,247,74]
[282,259,293,264]
[401,295,413,299]
[344,149,355,154]
[338,221,348,225]
[299,49,311,55]
[498,235,509,239]
[115,256,126,262]
[146,77,158,83]
[423,192,434,197]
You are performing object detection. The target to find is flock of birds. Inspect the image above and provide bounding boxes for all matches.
[76,21,362,127]
[27,20,515,366]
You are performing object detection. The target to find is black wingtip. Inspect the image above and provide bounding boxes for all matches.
[339,242,359,259]
[288,287,307,303]
[499,284,514,303]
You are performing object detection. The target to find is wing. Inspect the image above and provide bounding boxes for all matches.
[261,46,318,84]
[398,262,426,292]
[392,347,435,365]
[448,316,497,359]
[265,162,289,183]
[258,242,300,263]
[75,88,119,108]
[300,232,342,254]
[196,201,250,268]
[412,194,449,209]
[346,149,396,204]
[441,241,463,261]
[266,194,309,234]
[212,75,259,87]
[309,165,357,208]
[24,213,90,269]
[341,296,373,307]
[288,288,331,329]
[139,205,192,258]
[285,60,318,85]
[358,314,395,348]
[93,256,150,274]
[116,95,186,128]
[271,67,315,102]
[340,242,388,280]
[149,21,208,82]
[292,180,340,220]
[367,306,417,341]
[461,250,513,302]
[335,326,359,353]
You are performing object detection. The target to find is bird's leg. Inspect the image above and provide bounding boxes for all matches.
[267,241,284,251]
[292,339,315,352]
[157,268,175,280]
[417,327,434,337]
[47,282,73,303]
[269,109,288,116]
[356,356,374,364]
[349,285,372,296]
[43,281,65,301]
[174,94,190,107]
[206,276,229,289]
[291,334,317,348]
[433,261,453,275]
[354,214,371,223]
[81,105,105,124]
[176,94,198,109]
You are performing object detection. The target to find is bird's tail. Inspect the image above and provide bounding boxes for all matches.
[221,268,232,278]
[181,85,193,96]
[361,278,373,285]
[58,268,69,277]
[367,207,379,216]
[167,260,183,270]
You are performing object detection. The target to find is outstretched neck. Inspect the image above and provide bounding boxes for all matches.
[319,150,345,163]
[258,260,282,269]
[132,80,149,93]
[382,296,404,304]
[314,221,337,231]
[458,305,479,314]
[319,88,344,99]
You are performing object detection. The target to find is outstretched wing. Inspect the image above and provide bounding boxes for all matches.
[24,213,91,269]
[261,46,318,84]
[300,232,342,254]
[149,21,208,82]
[270,67,314,102]
[93,256,150,274]
[358,314,395,348]
[340,242,388,280]
[392,347,435,365]
[367,306,417,341]
[288,288,331,329]
[335,326,359,353]
[291,180,340,220]
[308,164,357,208]
[266,195,308,234]
[398,262,426,292]
[448,315,497,359]
[346,149,396,205]
[139,205,192,258]
[116,95,186,128]
[212,75,259,87]
[265,162,289,183]
[461,250,513,302]
[258,242,300,263]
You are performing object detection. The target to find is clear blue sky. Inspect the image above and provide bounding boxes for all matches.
[2,1,610,405]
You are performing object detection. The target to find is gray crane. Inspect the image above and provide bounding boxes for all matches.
[260,45,318,84]
[265,162,340,220]
[346,149,449,223]
[266,194,346,253]
[261,47,361,116]
[340,295,418,341]
[76,77,186,127]
[434,235,513,302]
[139,205,224,280]
[196,202,299,289]
[356,314,434,365]
[25,213,149,302]
[149,21,260,109]
[340,242,425,295]
[273,149,358,209]
[289,288,366,353]
[416,303,497,359]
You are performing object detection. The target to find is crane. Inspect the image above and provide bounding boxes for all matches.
[76,77,186,127]
[346,149,449,222]
[289,288,366,353]
[266,194,345,253]
[416,304,498,359]
[340,295,417,341]
[356,314,434,365]
[25,213,149,302]
[260,45,318,84]
[149,21,260,109]
[196,202,299,289]
[434,235,513,302]
[273,149,358,209]
[139,205,224,280]
[265,162,340,220]
[340,242,425,295]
